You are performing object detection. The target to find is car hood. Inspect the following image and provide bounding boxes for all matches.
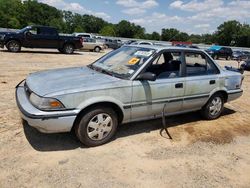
[0,31,16,35]
[26,66,121,96]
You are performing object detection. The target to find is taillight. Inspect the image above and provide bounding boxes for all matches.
[80,37,83,43]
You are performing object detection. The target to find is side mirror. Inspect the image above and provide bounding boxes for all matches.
[137,72,156,81]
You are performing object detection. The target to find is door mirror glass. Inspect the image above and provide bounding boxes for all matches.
[137,72,156,81]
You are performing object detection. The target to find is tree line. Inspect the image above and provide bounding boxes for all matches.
[0,0,250,47]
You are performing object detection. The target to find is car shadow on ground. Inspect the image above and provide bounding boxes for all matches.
[23,107,236,152]
[0,49,82,55]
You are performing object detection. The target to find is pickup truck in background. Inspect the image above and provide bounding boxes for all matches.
[0,25,83,54]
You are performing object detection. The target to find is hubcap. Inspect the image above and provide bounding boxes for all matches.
[9,42,19,52]
[65,45,73,53]
[209,97,222,116]
[87,113,113,141]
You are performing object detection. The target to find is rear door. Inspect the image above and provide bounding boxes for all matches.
[38,28,59,48]
[183,51,220,110]
[131,50,186,120]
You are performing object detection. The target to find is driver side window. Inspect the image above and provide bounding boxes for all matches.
[28,28,38,35]
[147,51,182,79]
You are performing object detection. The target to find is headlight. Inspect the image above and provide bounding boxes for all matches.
[29,93,65,110]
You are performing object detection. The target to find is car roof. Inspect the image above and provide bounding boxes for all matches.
[126,44,203,52]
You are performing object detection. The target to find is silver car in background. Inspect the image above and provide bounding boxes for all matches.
[16,45,244,146]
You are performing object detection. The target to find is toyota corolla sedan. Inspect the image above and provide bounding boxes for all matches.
[16,45,244,146]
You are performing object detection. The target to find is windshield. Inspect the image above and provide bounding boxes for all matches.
[18,26,31,33]
[91,46,155,79]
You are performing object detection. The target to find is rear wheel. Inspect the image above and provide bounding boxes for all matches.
[214,55,218,60]
[94,46,101,52]
[6,40,21,52]
[63,44,74,54]
[75,107,118,147]
[201,93,224,120]
[226,56,231,60]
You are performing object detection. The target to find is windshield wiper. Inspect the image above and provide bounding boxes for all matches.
[88,64,126,79]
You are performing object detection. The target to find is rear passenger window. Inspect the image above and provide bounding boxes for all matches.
[185,52,218,76]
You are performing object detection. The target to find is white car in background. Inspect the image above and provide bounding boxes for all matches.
[131,41,153,45]
[81,38,105,52]
[73,32,93,38]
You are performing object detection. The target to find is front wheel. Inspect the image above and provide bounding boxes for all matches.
[6,40,21,52]
[63,44,74,54]
[201,94,224,120]
[75,107,118,147]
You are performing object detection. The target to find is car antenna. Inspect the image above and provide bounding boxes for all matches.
[160,103,172,139]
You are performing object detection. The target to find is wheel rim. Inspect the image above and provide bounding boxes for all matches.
[95,47,100,52]
[87,113,113,141]
[65,45,73,53]
[9,42,19,52]
[209,97,222,116]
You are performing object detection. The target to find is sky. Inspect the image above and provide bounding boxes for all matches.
[38,0,250,34]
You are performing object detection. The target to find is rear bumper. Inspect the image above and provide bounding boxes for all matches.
[227,89,243,102]
[15,81,78,133]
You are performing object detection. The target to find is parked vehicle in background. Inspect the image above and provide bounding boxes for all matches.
[232,50,247,61]
[206,46,233,60]
[242,51,250,59]
[73,32,93,38]
[0,26,83,54]
[124,40,137,45]
[175,44,199,49]
[16,45,243,146]
[81,38,105,52]
[241,60,250,71]
[131,41,153,45]
[104,38,123,49]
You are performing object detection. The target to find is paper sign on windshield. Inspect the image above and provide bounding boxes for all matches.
[128,57,140,65]
[134,50,153,57]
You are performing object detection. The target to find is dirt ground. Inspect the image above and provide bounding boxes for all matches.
[0,48,250,188]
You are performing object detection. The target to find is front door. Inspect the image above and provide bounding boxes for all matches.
[131,51,185,120]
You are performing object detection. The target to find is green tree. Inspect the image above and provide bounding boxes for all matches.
[216,20,242,46]
[161,28,180,41]
[100,25,116,36]
[115,20,134,38]
[150,31,161,40]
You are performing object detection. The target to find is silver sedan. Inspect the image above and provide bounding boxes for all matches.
[16,45,243,146]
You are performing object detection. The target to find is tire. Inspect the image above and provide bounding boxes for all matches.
[75,107,118,147]
[226,56,231,60]
[94,46,101,52]
[6,40,21,52]
[214,55,218,60]
[201,93,224,120]
[63,43,74,54]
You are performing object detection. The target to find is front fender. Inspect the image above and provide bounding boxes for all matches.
[76,96,129,122]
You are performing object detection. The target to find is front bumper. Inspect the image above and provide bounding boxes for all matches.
[15,81,78,133]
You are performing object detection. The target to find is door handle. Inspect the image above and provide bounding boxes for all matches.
[175,83,183,88]
[210,80,216,85]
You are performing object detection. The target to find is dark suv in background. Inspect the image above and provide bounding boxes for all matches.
[206,46,233,60]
